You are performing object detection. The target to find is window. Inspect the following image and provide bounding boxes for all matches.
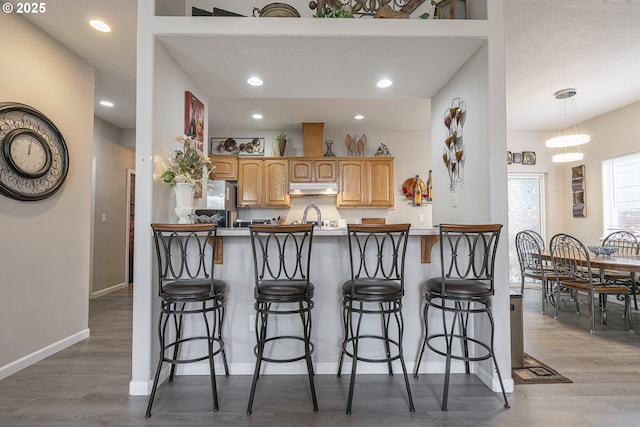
[602,152,640,236]
[507,173,546,283]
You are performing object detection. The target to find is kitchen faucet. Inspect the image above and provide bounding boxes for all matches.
[302,204,321,227]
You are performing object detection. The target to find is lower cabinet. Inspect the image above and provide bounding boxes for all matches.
[237,158,290,207]
[337,158,394,207]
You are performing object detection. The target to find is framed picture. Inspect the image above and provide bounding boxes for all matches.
[571,165,585,179]
[210,137,265,156]
[571,165,586,217]
[185,91,205,151]
[522,151,536,165]
[512,152,522,164]
[436,0,466,19]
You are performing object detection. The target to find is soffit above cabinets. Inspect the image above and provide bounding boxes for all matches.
[157,33,485,131]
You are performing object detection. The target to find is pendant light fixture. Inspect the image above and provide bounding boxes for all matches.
[546,88,590,163]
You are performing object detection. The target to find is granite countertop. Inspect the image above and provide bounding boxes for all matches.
[218,227,438,237]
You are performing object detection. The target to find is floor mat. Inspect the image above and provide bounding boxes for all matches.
[512,353,573,385]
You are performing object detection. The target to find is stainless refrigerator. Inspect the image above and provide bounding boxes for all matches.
[194,180,237,227]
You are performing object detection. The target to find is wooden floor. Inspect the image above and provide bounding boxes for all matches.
[1,284,640,426]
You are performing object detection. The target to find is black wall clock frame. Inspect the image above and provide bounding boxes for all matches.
[0,102,69,201]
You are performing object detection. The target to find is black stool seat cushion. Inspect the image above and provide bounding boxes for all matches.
[162,278,227,298]
[342,278,402,297]
[257,280,314,297]
[426,277,492,298]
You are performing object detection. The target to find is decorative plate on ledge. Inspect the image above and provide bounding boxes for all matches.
[210,137,264,156]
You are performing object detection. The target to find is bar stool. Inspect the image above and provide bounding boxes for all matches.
[246,224,317,415]
[414,224,510,411]
[146,223,228,418]
[337,223,414,414]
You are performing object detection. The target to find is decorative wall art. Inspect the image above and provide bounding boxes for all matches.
[345,134,367,156]
[436,0,467,19]
[184,91,205,151]
[184,91,205,197]
[442,97,466,191]
[310,0,427,18]
[210,137,265,156]
[512,152,522,164]
[571,164,586,218]
[507,151,537,165]
[522,151,536,165]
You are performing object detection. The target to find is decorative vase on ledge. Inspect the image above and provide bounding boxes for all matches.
[174,180,195,224]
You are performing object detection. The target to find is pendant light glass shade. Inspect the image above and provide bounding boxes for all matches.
[546,88,590,162]
[552,151,584,163]
[546,133,590,148]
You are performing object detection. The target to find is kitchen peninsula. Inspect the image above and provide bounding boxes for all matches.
[175,225,440,379]
[132,0,512,399]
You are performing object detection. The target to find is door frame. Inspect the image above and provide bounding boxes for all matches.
[125,168,135,285]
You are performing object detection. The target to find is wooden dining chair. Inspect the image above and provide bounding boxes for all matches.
[549,233,633,333]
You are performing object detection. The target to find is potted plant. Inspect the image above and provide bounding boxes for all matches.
[161,134,212,186]
[273,131,287,156]
[161,135,212,223]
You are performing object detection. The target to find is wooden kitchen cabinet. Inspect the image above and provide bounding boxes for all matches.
[208,156,238,180]
[290,158,337,182]
[337,158,394,207]
[264,159,290,206]
[237,158,289,207]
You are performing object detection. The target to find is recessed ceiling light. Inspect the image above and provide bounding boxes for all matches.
[354,114,364,120]
[376,79,393,88]
[247,77,263,87]
[100,100,114,107]
[252,113,263,119]
[89,20,111,33]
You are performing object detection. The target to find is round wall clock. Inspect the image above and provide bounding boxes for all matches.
[0,103,69,201]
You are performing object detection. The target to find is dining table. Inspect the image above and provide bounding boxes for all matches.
[539,251,640,308]
[538,251,640,278]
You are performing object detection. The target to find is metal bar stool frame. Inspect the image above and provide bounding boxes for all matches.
[414,224,510,411]
[146,223,229,418]
[246,224,318,415]
[337,223,414,415]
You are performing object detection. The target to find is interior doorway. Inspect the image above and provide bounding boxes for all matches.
[126,169,135,284]
[507,173,546,284]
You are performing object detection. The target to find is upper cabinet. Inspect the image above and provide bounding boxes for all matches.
[238,158,290,207]
[337,158,394,207]
[290,158,337,183]
[209,156,238,180]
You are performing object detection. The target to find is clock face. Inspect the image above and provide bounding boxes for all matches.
[5,129,52,178]
[0,103,69,201]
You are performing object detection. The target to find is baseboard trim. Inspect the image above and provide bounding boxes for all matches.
[0,328,90,381]
[129,365,171,396]
[91,282,129,299]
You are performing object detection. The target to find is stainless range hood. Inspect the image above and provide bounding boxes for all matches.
[289,182,338,197]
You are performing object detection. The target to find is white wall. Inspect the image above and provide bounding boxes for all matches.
[119,128,137,149]
[91,117,135,296]
[432,44,493,224]
[0,15,94,377]
[431,27,511,391]
[130,33,210,393]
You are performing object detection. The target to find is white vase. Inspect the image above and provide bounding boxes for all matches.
[174,181,195,224]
